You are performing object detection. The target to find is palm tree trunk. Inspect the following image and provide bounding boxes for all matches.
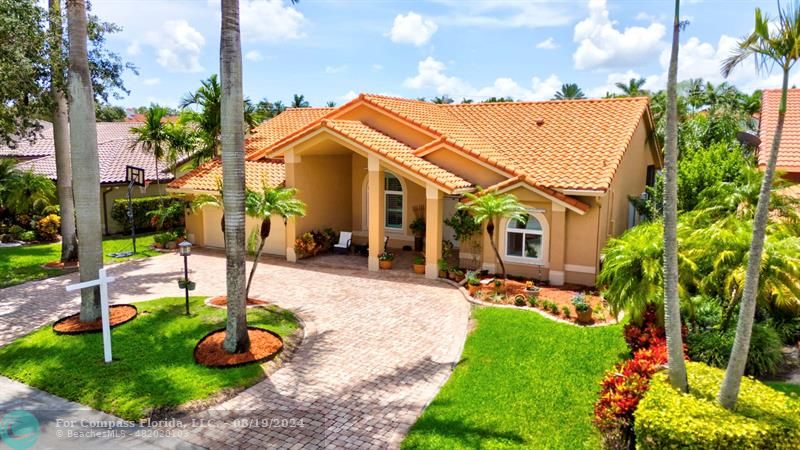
[66,0,103,322]
[220,0,250,353]
[486,220,506,279]
[245,218,269,300]
[49,0,78,263]
[662,0,688,393]
[718,68,789,409]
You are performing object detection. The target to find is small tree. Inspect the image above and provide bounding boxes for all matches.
[244,185,306,299]
[444,209,482,269]
[458,189,527,280]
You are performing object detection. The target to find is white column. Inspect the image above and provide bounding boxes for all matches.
[367,156,384,272]
[425,183,443,279]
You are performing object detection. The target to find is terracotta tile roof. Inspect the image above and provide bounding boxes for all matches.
[17,138,174,184]
[0,122,142,158]
[758,89,800,172]
[168,158,285,192]
[246,107,335,156]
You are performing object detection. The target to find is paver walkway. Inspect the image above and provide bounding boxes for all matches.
[0,250,470,449]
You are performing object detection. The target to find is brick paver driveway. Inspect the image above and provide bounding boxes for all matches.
[0,250,470,449]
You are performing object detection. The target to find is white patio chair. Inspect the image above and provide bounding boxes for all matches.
[333,231,352,254]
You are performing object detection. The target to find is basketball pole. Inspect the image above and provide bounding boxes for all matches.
[127,179,136,254]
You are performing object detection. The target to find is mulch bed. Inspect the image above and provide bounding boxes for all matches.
[194,327,283,368]
[471,278,613,324]
[53,304,138,334]
[207,295,269,308]
[42,260,79,270]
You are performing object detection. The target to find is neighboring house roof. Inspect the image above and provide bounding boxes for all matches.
[758,89,800,172]
[17,137,174,184]
[168,158,285,192]
[0,122,142,158]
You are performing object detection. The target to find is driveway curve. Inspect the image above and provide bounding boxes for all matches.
[0,250,471,449]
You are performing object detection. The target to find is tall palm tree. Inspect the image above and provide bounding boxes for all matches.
[291,94,309,108]
[615,77,648,97]
[244,185,306,299]
[49,0,78,263]
[66,0,103,322]
[717,1,800,410]
[686,78,706,111]
[129,106,170,196]
[458,189,527,280]
[662,0,689,393]
[553,83,586,100]
[5,170,56,214]
[431,95,454,104]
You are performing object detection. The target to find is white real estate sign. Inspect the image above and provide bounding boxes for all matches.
[66,268,116,363]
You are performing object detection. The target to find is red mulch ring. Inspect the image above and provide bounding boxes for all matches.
[53,305,138,334]
[472,278,613,324]
[194,327,283,368]
[42,260,79,270]
[207,295,269,307]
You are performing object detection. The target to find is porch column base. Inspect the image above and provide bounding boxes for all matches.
[550,270,565,286]
[425,263,438,279]
[368,256,379,272]
[286,247,297,263]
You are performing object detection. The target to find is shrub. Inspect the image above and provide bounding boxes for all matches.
[8,224,26,239]
[18,230,36,242]
[146,201,186,230]
[622,305,687,352]
[527,295,539,307]
[153,231,178,247]
[686,323,783,377]
[562,306,571,318]
[549,302,559,315]
[413,255,425,265]
[572,293,590,312]
[34,214,60,242]
[111,196,187,231]
[514,295,526,306]
[635,362,800,449]
[294,232,318,259]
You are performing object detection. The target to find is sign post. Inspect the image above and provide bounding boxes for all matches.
[66,268,117,363]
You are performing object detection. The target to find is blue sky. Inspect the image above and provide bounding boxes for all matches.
[91,0,783,108]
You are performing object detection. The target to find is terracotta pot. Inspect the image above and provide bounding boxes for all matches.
[412,263,425,274]
[576,307,593,324]
[439,270,447,278]
[467,284,479,296]
[379,260,393,270]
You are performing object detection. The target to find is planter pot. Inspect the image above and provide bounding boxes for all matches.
[166,241,178,250]
[576,307,593,324]
[525,287,541,297]
[412,263,425,274]
[439,270,447,278]
[379,260,394,270]
[467,284,479,296]
[452,273,465,283]
[178,280,196,290]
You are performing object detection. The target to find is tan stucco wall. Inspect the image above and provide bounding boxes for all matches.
[197,204,286,256]
[336,105,434,149]
[293,154,353,235]
[103,183,167,235]
[424,148,506,188]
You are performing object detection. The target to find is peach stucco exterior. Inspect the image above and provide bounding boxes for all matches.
[170,94,659,286]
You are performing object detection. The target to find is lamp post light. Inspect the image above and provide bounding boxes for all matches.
[178,241,193,315]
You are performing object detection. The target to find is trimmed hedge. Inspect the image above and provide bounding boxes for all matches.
[635,361,800,449]
[111,196,186,231]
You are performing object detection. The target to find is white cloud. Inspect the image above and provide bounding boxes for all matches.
[239,0,306,43]
[324,65,347,74]
[536,37,558,50]
[126,40,141,56]
[635,12,656,22]
[245,50,264,61]
[587,70,662,97]
[372,64,384,71]
[144,20,205,73]
[389,12,438,46]
[142,77,161,86]
[403,56,563,101]
[573,0,666,70]
[340,90,358,102]
[433,0,572,28]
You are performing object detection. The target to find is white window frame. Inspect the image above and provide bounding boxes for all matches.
[384,172,403,230]
[362,171,407,233]
[500,210,549,266]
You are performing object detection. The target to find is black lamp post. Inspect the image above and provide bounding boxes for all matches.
[179,241,192,315]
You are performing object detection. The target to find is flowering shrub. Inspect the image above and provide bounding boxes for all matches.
[35,214,61,242]
[622,306,665,352]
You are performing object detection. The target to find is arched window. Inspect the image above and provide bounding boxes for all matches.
[384,172,403,229]
[505,213,546,264]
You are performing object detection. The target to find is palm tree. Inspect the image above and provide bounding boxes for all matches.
[615,77,648,97]
[66,0,104,323]
[244,185,306,299]
[717,1,800,410]
[5,170,56,214]
[291,94,309,108]
[458,189,527,280]
[49,0,78,263]
[325,101,336,107]
[662,0,689,393]
[129,106,170,197]
[431,95,454,104]
[553,83,586,100]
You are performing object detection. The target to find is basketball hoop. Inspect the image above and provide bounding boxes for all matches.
[124,166,146,254]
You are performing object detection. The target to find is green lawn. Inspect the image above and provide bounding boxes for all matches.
[765,381,800,398]
[0,233,160,288]
[0,297,298,420]
[402,307,628,449]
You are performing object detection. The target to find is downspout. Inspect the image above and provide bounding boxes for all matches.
[594,196,603,278]
[102,186,114,236]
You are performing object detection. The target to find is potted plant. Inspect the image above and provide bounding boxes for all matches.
[409,217,426,252]
[412,254,426,274]
[437,258,449,278]
[378,251,395,270]
[450,268,465,282]
[178,277,196,290]
[572,293,593,324]
[524,280,540,297]
[466,270,481,295]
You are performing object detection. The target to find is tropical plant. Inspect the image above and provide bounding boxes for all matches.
[129,106,171,196]
[291,94,309,108]
[458,189,527,281]
[571,293,590,312]
[717,1,800,410]
[431,95,454,104]
[3,170,56,215]
[615,77,648,97]
[244,185,306,300]
[378,251,394,261]
[553,83,586,100]
[67,0,104,323]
